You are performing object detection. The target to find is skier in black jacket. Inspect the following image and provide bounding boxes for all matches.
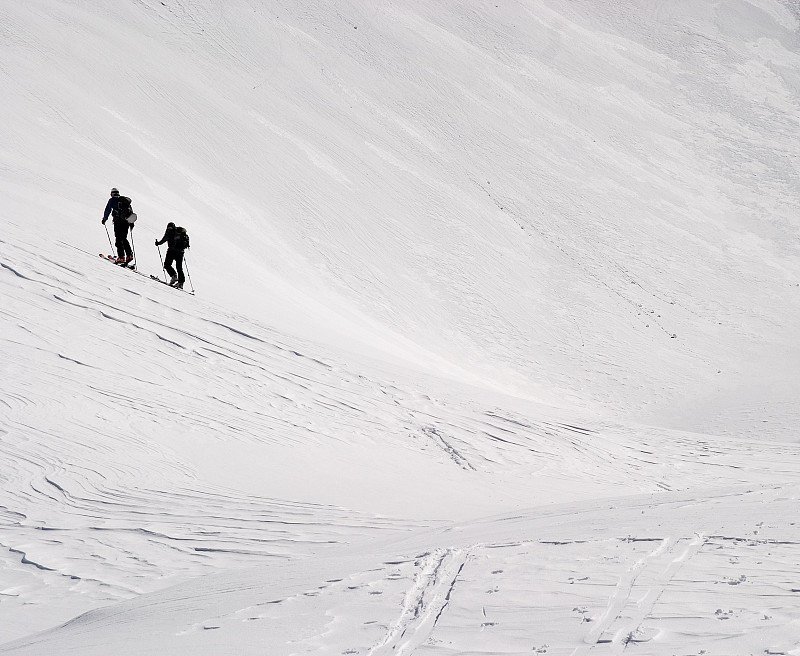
[155,222,187,289]
[101,188,134,263]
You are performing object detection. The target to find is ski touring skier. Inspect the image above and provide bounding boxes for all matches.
[102,188,136,264]
[155,222,189,289]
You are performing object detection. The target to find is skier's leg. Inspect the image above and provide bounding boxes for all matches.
[114,222,127,259]
[124,228,134,259]
[175,251,185,286]
[164,249,178,284]
[163,250,176,276]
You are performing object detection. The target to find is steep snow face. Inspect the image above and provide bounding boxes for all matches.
[2,1,800,654]
[2,0,800,428]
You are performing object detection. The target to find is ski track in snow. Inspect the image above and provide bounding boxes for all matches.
[3,0,800,653]
[3,222,800,653]
[365,548,470,656]
[149,488,800,656]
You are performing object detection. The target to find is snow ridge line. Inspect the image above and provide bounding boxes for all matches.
[367,547,470,656]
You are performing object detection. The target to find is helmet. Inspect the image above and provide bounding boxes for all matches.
[167,222,175,228]
[110,188,119,196]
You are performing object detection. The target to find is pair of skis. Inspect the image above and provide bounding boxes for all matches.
[99,254,194,295]
[100,254,134,267]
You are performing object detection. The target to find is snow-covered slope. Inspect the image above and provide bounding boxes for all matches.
[4,220,800,653]
[2,0,800,654]
[5,0,800,422]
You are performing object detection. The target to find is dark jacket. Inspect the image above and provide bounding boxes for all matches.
[156,225,184,251]
[103,196,119,222]
[103,196,133,225]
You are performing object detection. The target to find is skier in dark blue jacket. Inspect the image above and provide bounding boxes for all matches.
[102,188,134,263]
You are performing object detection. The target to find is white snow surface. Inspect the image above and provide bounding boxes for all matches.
[2,0,800,653]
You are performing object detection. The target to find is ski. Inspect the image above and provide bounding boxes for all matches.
[149,274,194,295]
[100,255,151,280]
[63,248,195,295]
[99,253,134,267]
[98,254,149,281]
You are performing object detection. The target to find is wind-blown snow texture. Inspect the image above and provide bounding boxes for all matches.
[2,0,800,654]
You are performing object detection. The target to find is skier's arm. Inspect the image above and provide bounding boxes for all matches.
[155,229,169,246]
[102,198,115,223]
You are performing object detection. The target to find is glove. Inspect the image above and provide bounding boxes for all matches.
[129,224,134,230]
[154,239,159,246]
[102,218,107,225]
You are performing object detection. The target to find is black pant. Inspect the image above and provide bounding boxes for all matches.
[113,220,133,259]
[164,248,185,285]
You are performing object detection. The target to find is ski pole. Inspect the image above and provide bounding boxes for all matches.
[129,228,137,268]
[156,243,166,282]
[183,252,195,293]
[104,223,114,253]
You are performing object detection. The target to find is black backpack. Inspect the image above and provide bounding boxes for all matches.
[174,226,190,250]
[117,196,133,219]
